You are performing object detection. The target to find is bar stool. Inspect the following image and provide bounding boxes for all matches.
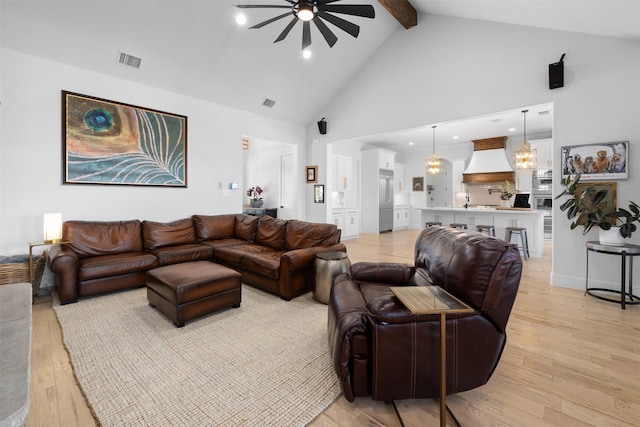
[449,223,468,229]
[475,224,496,236]
[425,221,442,227]
[505,227,529,259]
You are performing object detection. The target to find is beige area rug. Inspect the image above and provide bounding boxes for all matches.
[53,286,340,426]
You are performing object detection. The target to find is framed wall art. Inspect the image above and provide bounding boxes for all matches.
[62,91,187,187]
[575,181,617,225]
[306,165,318,183]
[412,176,424,191]
[314,184,324,203]
[561,141,628,181]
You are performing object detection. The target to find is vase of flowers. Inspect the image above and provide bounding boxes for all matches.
[499,180,514,207]
[247,186,264,207]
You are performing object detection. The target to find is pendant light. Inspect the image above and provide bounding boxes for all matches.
[513,109,537,169]
[426,125,443,175]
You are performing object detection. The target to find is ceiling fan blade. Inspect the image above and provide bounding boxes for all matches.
[302,21,312,49]
[249,12,292,29]
[313,16,338,47]
[318,4,375,19]
[318,11,360,38]
[274,17,299,43]
[236,5,291,9]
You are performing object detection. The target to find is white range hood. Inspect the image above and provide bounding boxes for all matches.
[463,136,515,184]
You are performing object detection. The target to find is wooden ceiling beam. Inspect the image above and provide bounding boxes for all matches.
[378,0,418,29]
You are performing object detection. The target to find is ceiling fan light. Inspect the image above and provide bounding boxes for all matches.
[297,3,315,21]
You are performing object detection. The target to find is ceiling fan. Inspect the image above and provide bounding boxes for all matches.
[236,0,375,50]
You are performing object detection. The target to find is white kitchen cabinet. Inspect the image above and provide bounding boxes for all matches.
[530,138,552,169]
[331,210,345,231]
[394,163,406,193]
[516,168,532,192]
[344,209,360,239]
[393,207,401,229]
[394,206,411,229]
[378,150,395,170]
[333,208,359,239]
[451,159,466,194]
[334,154,353,191]
[401,206,410,227]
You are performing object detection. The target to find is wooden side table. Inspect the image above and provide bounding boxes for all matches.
[391,286,473,427]
[29,241,70,295]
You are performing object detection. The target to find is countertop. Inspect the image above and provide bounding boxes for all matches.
[420,206,545,215]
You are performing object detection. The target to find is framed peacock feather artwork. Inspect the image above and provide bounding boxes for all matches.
[62,91,187,187]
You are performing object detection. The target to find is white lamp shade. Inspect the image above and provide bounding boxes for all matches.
[43,212,62,243]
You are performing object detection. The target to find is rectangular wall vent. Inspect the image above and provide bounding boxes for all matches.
[117,52,142,69]
[262,98,276,108]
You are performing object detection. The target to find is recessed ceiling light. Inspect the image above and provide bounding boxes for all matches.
[452,136,459,140]
[302,49,312,59]
[236,14,247,25]
[408,142,414,146]
[508,127,516,132]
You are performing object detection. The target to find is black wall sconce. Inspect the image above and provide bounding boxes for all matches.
[317,118,327,135]
[549,53,565,89]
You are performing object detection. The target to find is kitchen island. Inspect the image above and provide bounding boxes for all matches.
[420,207,546,258]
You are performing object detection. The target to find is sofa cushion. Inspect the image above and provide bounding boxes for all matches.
[285,220,340,250]
[239,249,283,280]
[255,215,287,250]
[146,244,213,266]
[64,220,143,258]
[214,243,256,266]
[201,238,249,250]
[234,215,259,242]
[143,218,196,250]
[192,214,236,241]
[78,252,158,281]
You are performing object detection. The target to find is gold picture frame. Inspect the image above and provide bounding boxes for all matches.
[306,165,318,183]
[575,181,617,225]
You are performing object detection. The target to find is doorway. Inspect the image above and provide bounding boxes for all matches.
[243,137,298,219]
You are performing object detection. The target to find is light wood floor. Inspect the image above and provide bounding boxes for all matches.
[27,229,640,426]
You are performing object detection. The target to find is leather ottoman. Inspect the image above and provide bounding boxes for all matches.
[146,261,241,327]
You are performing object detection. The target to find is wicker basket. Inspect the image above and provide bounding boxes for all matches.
[0,251,47,297]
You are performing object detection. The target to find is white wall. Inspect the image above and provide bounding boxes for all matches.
[310,14,640,292]
[0,48,306,254]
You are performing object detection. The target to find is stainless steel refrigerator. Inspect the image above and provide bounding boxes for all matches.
[379,169,394,232]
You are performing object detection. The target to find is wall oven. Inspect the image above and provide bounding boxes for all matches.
[532,169,553,238]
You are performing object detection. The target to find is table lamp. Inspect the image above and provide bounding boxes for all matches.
[43,212,62,243]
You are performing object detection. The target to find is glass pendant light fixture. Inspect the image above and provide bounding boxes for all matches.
[426,125,443,175]
[513,109,537,169]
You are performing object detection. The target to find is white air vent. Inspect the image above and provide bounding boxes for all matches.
[117,52,142,69]
[262,98,276,108]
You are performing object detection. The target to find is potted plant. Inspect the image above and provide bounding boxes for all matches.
[499,180,514,207]
[247,186,264,208]
[555,173,639,244]
[608,201,640,238]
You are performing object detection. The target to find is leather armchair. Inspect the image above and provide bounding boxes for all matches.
[328,226,522,402]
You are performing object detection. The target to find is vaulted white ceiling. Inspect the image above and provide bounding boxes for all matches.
[2,0,639,132]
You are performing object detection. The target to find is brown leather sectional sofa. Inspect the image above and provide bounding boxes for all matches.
[328,226,522,402]
[49,214,346,304]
